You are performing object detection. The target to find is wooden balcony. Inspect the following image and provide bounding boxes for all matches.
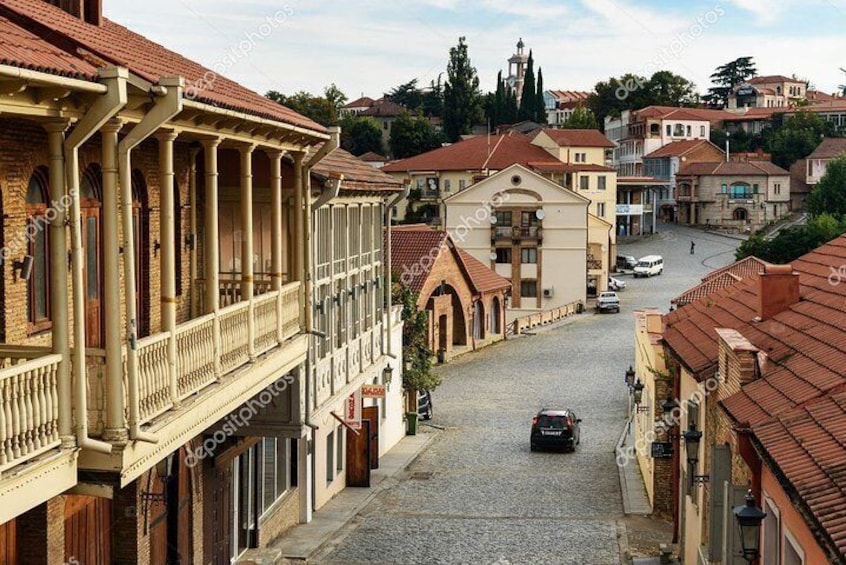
[0,347,77,524]
[77,282,307,486]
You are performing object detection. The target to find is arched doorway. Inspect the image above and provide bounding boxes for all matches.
[448,287,467,346]
[733,208,748,222]
[473,300,485,341]
[150,447,194,564]
[131,170,150,337]
[81,164,103,348]
[490,297,501,335]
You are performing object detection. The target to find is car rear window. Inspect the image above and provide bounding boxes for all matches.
[538,415,568,428]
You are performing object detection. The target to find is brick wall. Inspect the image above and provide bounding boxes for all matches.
[16,498,64,565]
[256,488,299,547]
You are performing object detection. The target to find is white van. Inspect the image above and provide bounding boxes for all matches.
[634,255,664,277]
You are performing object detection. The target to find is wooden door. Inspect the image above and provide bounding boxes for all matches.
[346,420,371,488]
[173,449,193,564]
[149,468,168,565]
[203,463,232,565]
[0,519,17,565]
[362,406,380,470]
[81,206,103,348]
[64,495,111,565]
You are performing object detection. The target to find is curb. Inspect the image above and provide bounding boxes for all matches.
[615,416,635,516]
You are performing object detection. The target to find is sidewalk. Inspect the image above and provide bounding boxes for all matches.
[616,417,651,515]
[265,430,438,563]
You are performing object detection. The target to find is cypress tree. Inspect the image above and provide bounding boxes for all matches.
[518,50,536,122]
[536,67,547,124]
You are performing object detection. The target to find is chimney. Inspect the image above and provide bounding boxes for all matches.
[45,0,102,25]
[757,264,800,321]
[716,328,760,392]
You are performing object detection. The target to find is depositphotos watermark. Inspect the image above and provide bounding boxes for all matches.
[185,374,295,467]
[186,6,294,101]
[828,265,846,287]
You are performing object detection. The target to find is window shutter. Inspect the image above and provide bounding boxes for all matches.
[722,482,750,564]
[709,444,731,559]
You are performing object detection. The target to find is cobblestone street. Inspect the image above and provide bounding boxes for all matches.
[316,225,741,565]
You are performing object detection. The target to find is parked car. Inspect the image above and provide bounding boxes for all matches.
[616,254,637,271]
[530,409,581,452]
[608,276,627,291]
[596,291,620,313]
[633,255,664,278]
[418,390,433,421]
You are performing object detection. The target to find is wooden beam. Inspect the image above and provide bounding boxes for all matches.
[0,80,27,96]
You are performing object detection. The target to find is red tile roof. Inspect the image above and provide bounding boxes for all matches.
[344,96,375,109]
[358,151,387,162]
[455,248,511,294]
[722,107,785,122]
[548,90,591,102]
[538,128,616,148]
[360,98,405,118]
[634,105,736,122]
[672,256,768,307]
[0,0,325,133]
[807,90,841,103]
[311,148,404,193]
[644,139,725,159]
[808,138,846,160]
[529,161,615,173]
[748,75,801,85]
[752,387,846,559]
[678,160,789,177]
[381,132,560,173]
[0,12,98,79]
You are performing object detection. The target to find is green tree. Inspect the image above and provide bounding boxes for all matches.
[266,87,343,126]
[394,284,441,393]
[807,154,846,217]
[421,77,444,118]
[389,112,443,159]
[387,79,424,112]
[339,115,384,156]
[736,214,846,263]
[443,37,483,142]
[535,67,547,124]
[764,110,833,169]
[588,71,698,130]
[518,50,536,122]
[648,70,699,107]
[563,106,598,129]
[323,83,347,125]
[703,56,757,108]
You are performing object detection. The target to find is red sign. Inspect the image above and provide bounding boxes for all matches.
[344,389,362,429]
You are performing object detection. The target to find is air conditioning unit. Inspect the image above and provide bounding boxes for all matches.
[543,288,554,298]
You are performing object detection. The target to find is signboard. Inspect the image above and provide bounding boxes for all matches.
[651,442,674,459]
[616,204,644,216]
[361,384,386,399]
[736,86,755,97]
[344,389,362,430]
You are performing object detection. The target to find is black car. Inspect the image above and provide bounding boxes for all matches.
[530,409,581,452]
[418,390,433,421]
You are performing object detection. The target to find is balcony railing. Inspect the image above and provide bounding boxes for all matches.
[587,255,603,270]
[81,282,302,431]
[491,226,543,240]
[419,188,439,200]
[195,274,280,312]
[0,346,63,474]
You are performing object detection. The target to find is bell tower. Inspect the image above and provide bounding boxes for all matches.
[506,38,529,105]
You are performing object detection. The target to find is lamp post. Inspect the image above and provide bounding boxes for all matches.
[633,380,649,413]
[625,366,636,388]
[382,365,394,387]
[683,422,709,485]
[733,489,766,563]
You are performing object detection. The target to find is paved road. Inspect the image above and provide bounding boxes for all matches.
[316,225,740,565]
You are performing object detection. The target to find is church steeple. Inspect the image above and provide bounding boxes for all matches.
[507,38,530,105]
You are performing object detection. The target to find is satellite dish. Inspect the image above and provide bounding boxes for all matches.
[490,215,498,224]
[489,252,498,261]
[535,209,546,220]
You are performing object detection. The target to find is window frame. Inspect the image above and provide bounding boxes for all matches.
[26,167,52,334]
[520,279,538,298]
[520,247,537,264]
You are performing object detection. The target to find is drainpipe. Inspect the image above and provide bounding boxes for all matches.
[117,77,184,444]
[65,67,129,455]
[384,183,411,358]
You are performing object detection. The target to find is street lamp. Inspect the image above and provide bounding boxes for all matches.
[632,380,645,404]
[684,422,709,485]
[625,366,636,388]
[733,490,766,563]
[382,365,394,386]
[661,397,680,415]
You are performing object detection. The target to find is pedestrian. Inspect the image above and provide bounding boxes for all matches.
[690,240,696,254]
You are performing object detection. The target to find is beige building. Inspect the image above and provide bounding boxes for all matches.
[728,75,807,110]
[444,164,591,321]
[676,161,791,231]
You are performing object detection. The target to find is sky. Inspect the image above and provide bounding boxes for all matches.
[105,0,846,102]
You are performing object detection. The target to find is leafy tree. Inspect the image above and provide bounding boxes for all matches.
[323,83,347,124]
[563,106,598,129]
[387,79,424,112]
[422,78,445,118]
[535,67,547,124]
[443,37,483,142]
[648,70,699,107]
[736,214,846,263]
[840,67,846,96]
[764,110,833,169]
[339,115,384,156]
[518,50,537,122]
[710,128,762,155]
[485,71,519,130]
[703,56,757,108]
[807,154,846,217]
[393,283,441,393]
[588,71,698,130]
[389,112,443,159]
[266,84,347,126]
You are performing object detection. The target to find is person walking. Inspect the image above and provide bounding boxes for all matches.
[690,240,696,254]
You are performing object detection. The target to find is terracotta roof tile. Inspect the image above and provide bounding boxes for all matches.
[538,128,615,148]
[748,75,800,85]
[0,13,98,79]
[360,99,405,118]
[643,139,725,159]
[344,96,375,109]
[455,248,511,294]
[808,138,846,161]
[634,105,736,122]
[311,148,404,193]
[381,133,560,173]
[389,226,447,293]
[678,160,789,177]
[0,0,324,133]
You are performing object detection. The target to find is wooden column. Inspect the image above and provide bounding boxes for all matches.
[158,130,179,405]
[188,145,200,318]
[267,150,286,343]
[240,144,256,359]
[202,138,221,379]
[101,119,127,442]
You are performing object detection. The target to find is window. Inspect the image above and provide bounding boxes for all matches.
[520,280,537,298]
[774,183,781,195]
[753,184,759,194]
[26,167,51,332]
[494,211,512,226]
[762,498,780,564]
[260,438,291,515]
[721,183,728,194]
[673,123,685,137]
[700,126,706,137]
[495,248,512,263]
[579,176,590,190]
[443,179,451,192]
[326,431,335,483]
[666,124,672,136]
[597,202,606,217]
[521,211,539,227]
[730,183,752,199]
[783,529,804,565]
[521,248,537,264]
[336,426,344,472]
[686,125,692,137]
[416,178,425,190]
[597,176,607,190]
[174,185,183,297]
[733,208,749,221]
[459,179,467,191]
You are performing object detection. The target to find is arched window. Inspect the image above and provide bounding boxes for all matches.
[733,208,748,221]
[27,167,51,331]
[131,170,150,337]
[729,182,752,199]
[175,184,183,297]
